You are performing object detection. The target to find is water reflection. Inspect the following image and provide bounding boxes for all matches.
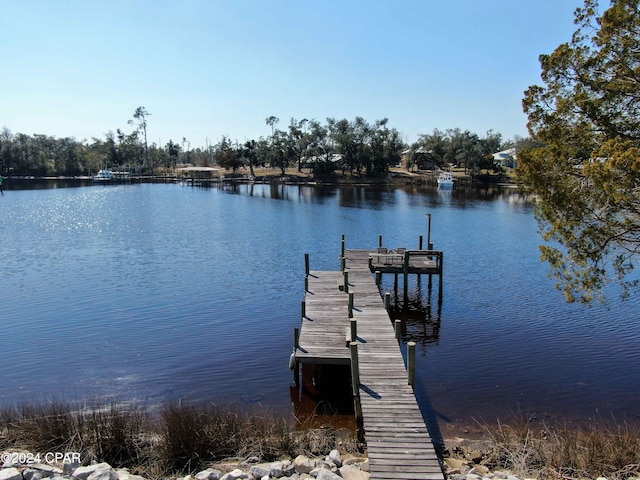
[2,178,93,190]
[205,181,534,214]
[386,282,443,351]
[338,186,396,209]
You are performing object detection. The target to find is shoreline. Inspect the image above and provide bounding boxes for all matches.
[1,401,638,480]
[2,426,638,480]
[0,167,517,188]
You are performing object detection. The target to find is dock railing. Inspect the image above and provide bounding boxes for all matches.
[368,249,443,275]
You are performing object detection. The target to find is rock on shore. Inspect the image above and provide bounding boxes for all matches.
[5,447,628,480]
[0,450,370,480]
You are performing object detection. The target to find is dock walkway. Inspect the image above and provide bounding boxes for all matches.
[294,248,444,480]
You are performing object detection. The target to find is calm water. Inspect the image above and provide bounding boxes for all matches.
[1,182,639,434]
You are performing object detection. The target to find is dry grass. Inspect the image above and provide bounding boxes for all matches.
[160,402,292,472]
[0,402,155,472]
[0,401,361,478]
[478,417,640,479]
[160,401,362,473]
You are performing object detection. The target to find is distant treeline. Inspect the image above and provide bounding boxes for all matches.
[0,108,539,177]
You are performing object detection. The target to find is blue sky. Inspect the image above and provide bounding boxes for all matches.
[2,1,581,148]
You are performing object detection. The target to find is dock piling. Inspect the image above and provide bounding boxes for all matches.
[349,341,364,442]
[407,341,416,386]
[403,251,410,303]
[439,254,444,300]
[348,292,354,318]
[349,341,360,396]
[292,327,300,385]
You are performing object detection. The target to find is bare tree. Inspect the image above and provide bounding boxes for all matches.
[129,107,151,170]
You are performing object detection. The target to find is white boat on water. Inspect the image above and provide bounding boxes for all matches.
[93,169,115,182]
[437,171,454,188]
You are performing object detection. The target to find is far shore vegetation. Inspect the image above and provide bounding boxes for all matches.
[1,400,639,480]
[0,114,529,184]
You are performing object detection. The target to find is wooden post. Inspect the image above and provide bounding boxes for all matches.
[343,270,349,293]
[378,234,383,248]
[348,292,354,318]
[375,271,382,286]
[350,341,364,443]
[419,235,423,250]
[439,252,444,301]
[408,341,416,386]
[395,319,402,339]
[384,292,390,311]
[403,251,410,304]
[350,318,357,342]
[301,300,306,318]
[292,361,299,386]
[350,342,360,396]
[305,253,310,276]
[304,275,308,292]
[341,234,345,258]
[293,327,300,386]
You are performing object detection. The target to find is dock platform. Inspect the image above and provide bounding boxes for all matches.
[293,245,445,480]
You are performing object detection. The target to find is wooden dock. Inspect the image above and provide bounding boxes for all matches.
[295,270,350,366]
[293,244,444,480]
